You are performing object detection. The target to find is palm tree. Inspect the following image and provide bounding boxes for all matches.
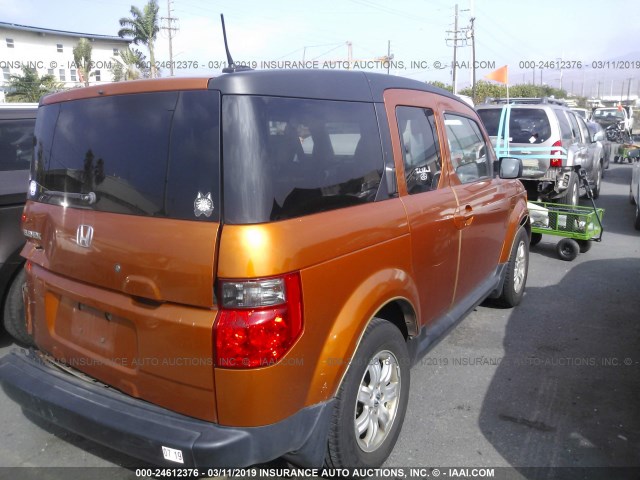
[118,0,160,79]
[5,67,62,103]
[73,38,94,87]
[111,47,149,81]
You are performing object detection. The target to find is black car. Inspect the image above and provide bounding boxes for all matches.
[0,103,37,344]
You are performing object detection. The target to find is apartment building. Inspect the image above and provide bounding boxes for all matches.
[0,22,130,101]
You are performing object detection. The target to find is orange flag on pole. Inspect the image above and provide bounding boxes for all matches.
[485,65,508,84]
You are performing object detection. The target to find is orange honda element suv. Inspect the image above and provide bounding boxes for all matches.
[0,70,529,469]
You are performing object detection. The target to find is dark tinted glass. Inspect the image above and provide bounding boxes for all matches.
[222,96,383,224]
[0,118,35,171]
[478,108,551,144]
[166,91,220,221]
[396,106,442,194]
[31,91,220,221]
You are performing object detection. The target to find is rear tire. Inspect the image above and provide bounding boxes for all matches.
[631,186,637,205]
[325,318,409,469]
[2,268,33,345]
[556,238,580,261]
[497,227,529,307]
[530,232,542,246]
[592,166,602,199]
[635,203,640,231]
[558,171,579,206]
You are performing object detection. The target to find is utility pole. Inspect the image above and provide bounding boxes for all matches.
[446,4,468,94]
[452,4,459,93]
[470,16,476,100]
[387,40,391,74]
[161,0,179,76]
[627,77,633,100]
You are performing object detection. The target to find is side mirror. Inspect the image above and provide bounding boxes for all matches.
[499,157,522,179]
[593,131,605,142]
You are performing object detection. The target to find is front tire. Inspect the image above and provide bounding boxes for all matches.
[325,318,409,469]
[497,227,529,307]
[635,203,640,231]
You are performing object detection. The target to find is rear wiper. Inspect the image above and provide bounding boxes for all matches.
[41,190,97,205]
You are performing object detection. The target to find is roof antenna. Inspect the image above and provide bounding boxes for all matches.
[220,14,252,73]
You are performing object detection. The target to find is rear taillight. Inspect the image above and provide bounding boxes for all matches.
[550,140,563,167]
[214,273,303,368]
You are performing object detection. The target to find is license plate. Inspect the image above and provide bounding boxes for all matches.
[522,159,539,168]
[162,446,184,464]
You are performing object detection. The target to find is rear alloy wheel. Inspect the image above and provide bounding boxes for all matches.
[556,238,580,261]
[497,227,529,307]
[325,318,409,469]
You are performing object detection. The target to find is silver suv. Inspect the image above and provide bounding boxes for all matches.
[477,98,603,204]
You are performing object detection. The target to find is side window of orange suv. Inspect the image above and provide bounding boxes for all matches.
[396,106,442,194]
[444,114,491,184]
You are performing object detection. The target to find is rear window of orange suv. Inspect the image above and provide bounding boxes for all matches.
[30,90,221,221]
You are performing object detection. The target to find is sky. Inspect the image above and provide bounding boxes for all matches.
[2,0,639,98]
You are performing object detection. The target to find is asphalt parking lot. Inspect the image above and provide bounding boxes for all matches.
[0,163,638,478]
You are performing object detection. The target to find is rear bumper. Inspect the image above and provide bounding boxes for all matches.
[0,349,333,468]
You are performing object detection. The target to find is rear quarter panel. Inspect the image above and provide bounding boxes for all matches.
[214,199,417,426]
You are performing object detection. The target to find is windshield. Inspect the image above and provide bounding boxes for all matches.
[593,108,624,120]
[30,91,220,221]
[477,108,552,144]
[222,95,384,224]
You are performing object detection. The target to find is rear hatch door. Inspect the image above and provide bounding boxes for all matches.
[478,106,556,178]
[22,87,222,421]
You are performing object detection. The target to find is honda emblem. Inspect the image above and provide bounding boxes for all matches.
[76,225,94,248]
